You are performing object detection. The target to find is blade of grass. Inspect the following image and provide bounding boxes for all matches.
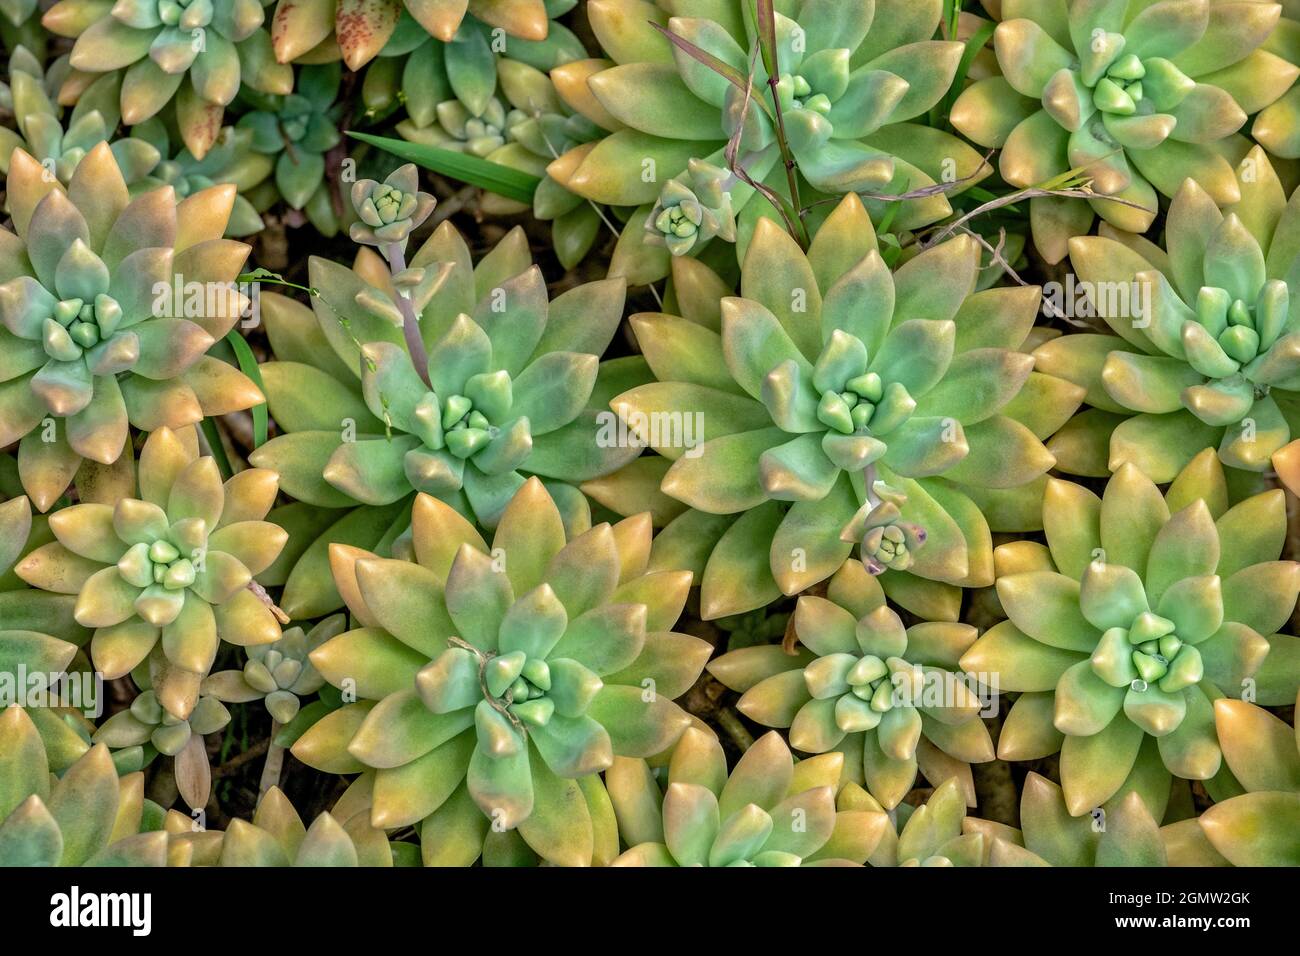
[348,131,541,204]
[225,330,268,448]
[200,418,234,480]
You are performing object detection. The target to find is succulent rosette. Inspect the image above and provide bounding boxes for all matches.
[202,614,345,725]
[236,63,343,228]
[96,688,228,763]
[549,0,988,283]
[960,451,1298,817]
[386,27,597,265]
[1189,695,1300,865]
[43,0,291,159]
[951,0,1292,263]
[0,144,263,510]
[270,0,576,69]
[215,786,406,867]
[359,4,583,124]
[584,195,1079,621]
[869,777,993,866]
[129,120,273,237]
[0,68,160,186]
[14,427,288,720]
[348,165,437,246]
[966,772,1174,866]
[607,728,887,866]
[391,66,552,166]
[1035,148,1300,488]
[93,688,230,808]
[646,158,737,257]
[249,221,637,619]
[286,479,712,866]
[388,17,586,154]
[709,562,994,808]
[0,706,171,866]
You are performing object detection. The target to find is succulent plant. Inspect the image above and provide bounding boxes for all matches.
[0,705,170,865]
[203,614,345,725]
[364,5,584,122]
[0,59,162,187]
[965,771,1173,867]
[389,15,585,145]
[584,194,1078,621]
[606,728,887,866]
[1,494,90,690]
[950,0,1292,263]
[1035,148,1300,488]
[96,688,228,762]
[348,164,437,247]
[43,0,291,159]
[0,143,264,510]
[0,43,50,114]
[4,0,1297,880]
[549,0,988,283]
[0,0,36,29]
[270,0,578,69]
[960,450,1298,817]
[289,478,712,866]
[215,785,404,866]
[249,219,638,618]
[646,158,737,257]
[382,22,599,265]
[129,119,273,237]
[854,776,989,866]
[236,63,343,225]
[14,427,288,720]
[1248,0,1300,158]
[0,477,111,776]
[709,562,994,808]
[93,689,229,807]
[1190,694,1300,866]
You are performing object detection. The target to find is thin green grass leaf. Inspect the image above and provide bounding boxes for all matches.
[225,330,269,448]
[200,418,234,480]
[348,131,541,203]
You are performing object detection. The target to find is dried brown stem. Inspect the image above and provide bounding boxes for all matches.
[923,184,1149,249]
[247,580,291,625]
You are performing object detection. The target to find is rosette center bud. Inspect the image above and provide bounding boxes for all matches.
[461,98,518,158]
[484,650,556,728]
[1090,605,1205,698]
[775,72,833,115]
[1180,279,1293,426]
[43,293,126,362]
[349,165,436,246]
[646,159,736,257]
